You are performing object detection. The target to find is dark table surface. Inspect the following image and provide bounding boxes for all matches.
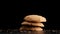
[0,29,60,34]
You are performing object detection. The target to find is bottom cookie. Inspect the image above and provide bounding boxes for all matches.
[19,27,43,31]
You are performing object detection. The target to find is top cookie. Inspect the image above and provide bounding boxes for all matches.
[24,15,47,23]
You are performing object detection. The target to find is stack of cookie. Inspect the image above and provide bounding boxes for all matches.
[20,15,47,31]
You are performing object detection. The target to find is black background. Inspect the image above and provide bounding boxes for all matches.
[0,1,60,30]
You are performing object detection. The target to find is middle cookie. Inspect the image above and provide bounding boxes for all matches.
[21,21,44,27]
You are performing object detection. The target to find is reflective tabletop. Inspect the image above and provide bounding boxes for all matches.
[0,29,60,34]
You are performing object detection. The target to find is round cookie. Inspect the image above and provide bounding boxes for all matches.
[21,21,44,27]
[24,15,46,23]
[20,26,43,31]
